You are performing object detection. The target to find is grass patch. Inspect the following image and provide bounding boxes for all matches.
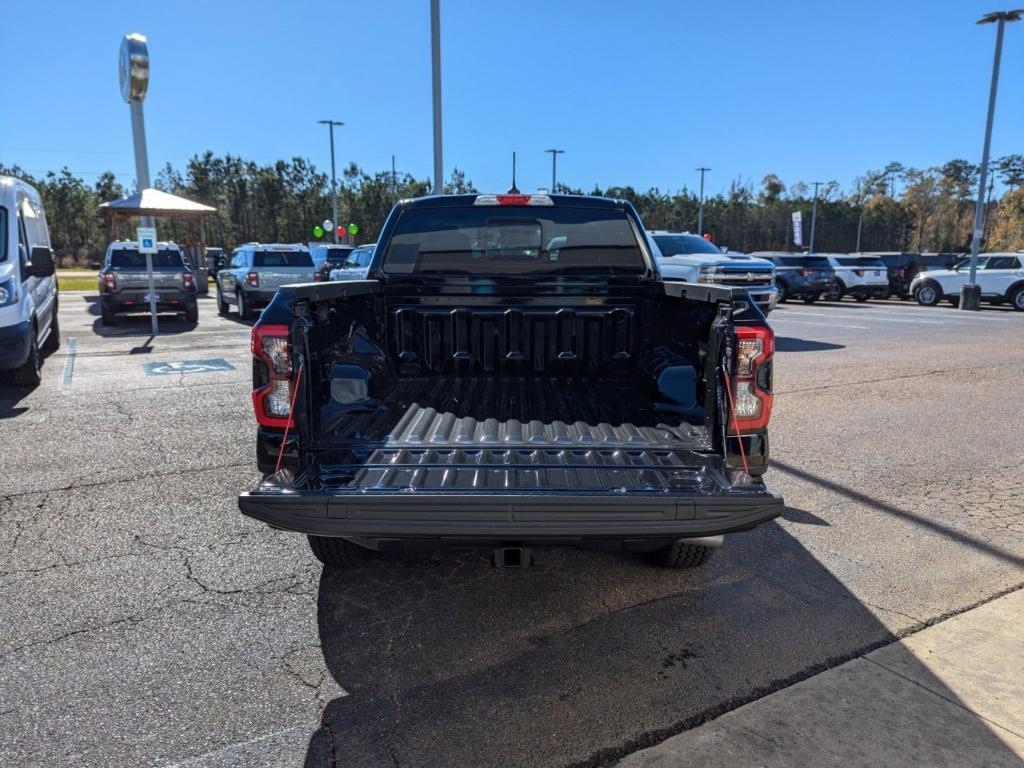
[59,276,99,292]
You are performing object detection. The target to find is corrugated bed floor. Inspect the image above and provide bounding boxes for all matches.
[319,377,707,449]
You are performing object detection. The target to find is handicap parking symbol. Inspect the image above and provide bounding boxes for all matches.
[143,358,236,376]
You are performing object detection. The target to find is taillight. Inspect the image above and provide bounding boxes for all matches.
[183,272,195,290]
[853,269,865,277]
[251,324,295,428]
[246,272,260,288]
[729,326,774,433]
[798,268,810,277]
[101,273,117,292]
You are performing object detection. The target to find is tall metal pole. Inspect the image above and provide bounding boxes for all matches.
[696,167,710,234]
[130,99,158,335]
[318,120,343,243]
[546,148,564,192]
[809,181,822,254]
[963,10,1020,310]
[430,0,443,194]
[120,34,158,335]
[855,181,864,253]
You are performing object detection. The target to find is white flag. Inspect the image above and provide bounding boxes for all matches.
[791,211,803,247]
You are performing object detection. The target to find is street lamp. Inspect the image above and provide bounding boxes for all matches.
[119,33,159,335]
[962,9,1022,311]
[545,149,565,192]
[318,119,344,243]
[696,167,710,234]
[431,0,443,194]
[809,181,822,254]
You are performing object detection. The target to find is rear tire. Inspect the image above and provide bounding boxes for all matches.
[915,281,942,306]
[646,540,716,569]
[776,282,788,303]
[825,281,845,301]
[101,303,118,325]
[42,309,60,352]
[308,536,376,568]
[1010,287,1024,312]
[217,287,230,316]
[185,301,199,323]
[802,295,819,304]
[11,332,42,387]
[237,288,253,320]
[854,294,869,303]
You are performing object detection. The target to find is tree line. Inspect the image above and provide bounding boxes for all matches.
[3,152,1023,265]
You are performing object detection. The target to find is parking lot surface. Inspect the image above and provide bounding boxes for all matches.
[2,293,1023,767]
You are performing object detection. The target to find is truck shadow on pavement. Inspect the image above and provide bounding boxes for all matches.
[775,337,845,353]
[304,518,1021,767]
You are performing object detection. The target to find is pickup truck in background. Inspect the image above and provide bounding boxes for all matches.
[648,231,778,315]
[216,243,317,319]
[99,241,198,325]
[239,194,783,570]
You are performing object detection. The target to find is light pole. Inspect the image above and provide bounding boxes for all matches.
[119,33,158,335]
[962,9,1021,311]
[546,149,565,192]
[696,167,710,234]
[318,119,344,243]
[855,181,864,253]
[809,181,822,254]
[431,0,443,194]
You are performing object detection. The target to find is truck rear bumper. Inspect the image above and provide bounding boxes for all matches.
[238,487,784,543]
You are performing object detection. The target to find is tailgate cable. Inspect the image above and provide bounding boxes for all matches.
[274,360,304,474]
[720,368,752,477]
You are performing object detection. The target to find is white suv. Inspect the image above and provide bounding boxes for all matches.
[911,254,1024,310]
[0,176,59,386]
[822,254,889,301]
[648,231,778,314]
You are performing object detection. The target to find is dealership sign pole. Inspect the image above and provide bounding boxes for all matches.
[120,32,158,335]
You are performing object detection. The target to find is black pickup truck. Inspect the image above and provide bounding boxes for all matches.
[239,194,782,569]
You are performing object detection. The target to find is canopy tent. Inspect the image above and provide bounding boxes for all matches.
[99,189,218,291]
[98,188,216,218]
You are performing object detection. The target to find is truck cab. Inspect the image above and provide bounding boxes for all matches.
[239,195,782,569]
[0,176,59,386]
[648,231,778,314]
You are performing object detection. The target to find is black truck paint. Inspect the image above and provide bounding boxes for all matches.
[239,195,782,563]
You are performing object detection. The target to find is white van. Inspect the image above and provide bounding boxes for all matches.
[0,176,58,386]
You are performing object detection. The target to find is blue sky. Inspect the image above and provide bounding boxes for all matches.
[2,0,1022,198]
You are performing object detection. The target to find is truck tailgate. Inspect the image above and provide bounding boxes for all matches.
[239,437,782,540]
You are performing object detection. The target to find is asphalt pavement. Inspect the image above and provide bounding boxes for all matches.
[1,293,1022,767]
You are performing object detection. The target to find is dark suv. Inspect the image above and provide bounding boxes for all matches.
[753,252,835,303]
[871,252,963,299]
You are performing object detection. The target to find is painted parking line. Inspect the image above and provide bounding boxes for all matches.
[142,358,236,376]
[776,310,943,325]
[773,318,871,330]
[62,337,77,385]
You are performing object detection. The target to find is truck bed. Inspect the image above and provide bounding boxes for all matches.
[319,376,709,448]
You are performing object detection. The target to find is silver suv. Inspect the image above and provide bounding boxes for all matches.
[99,241,198,325]
[216,243,316,319]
